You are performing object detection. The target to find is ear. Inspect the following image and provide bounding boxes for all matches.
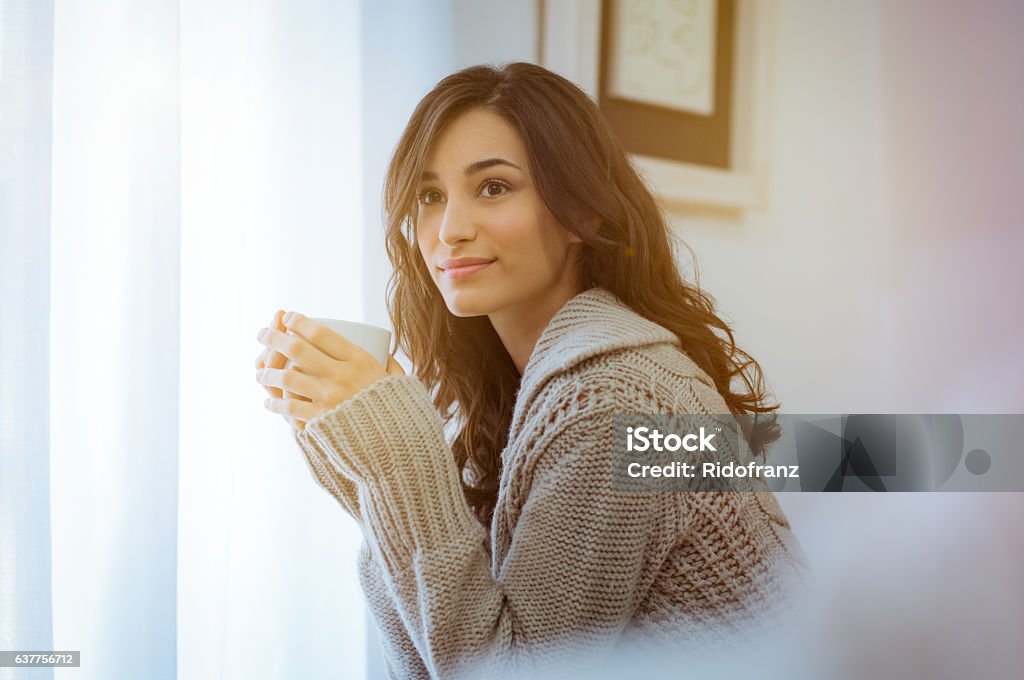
[568,215,600,244]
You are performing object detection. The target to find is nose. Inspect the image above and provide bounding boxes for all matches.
[437,196,476,247]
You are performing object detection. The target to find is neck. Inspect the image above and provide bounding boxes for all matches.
[488,275,585,376]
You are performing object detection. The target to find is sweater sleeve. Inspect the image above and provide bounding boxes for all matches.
[295,430,431,677]
[304,375,679,678]
[293,429,361,520]
[357,540,432,680]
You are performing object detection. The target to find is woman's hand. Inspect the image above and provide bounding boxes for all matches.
[255,311,404,426]
[255,309,309,431]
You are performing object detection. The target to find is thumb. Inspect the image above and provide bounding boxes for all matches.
[385,355,406,376]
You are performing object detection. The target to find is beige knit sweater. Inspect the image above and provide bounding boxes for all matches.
[295,287,808,679]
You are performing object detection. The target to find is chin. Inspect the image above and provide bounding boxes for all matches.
[441,287,497,318]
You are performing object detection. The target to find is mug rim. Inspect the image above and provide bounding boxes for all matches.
[308,316,391,337]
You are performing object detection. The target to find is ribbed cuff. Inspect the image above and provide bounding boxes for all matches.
[294,428,361,519]
[305,375,482,572]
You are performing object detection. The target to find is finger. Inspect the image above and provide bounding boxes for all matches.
[282,401,306,431]
[258,351,296,399]
[261,380,282,399]
[255,309,287,368]
[268,311,288,366]
[257,335,312,430]
[257,349,285,399]
[265,396,321,421]
[268,315,302,413]
[255,345,288,372]
[281,360,313,401]
[386,355,405,376]
[281,311,361,362]
[264,345,290,400]
[275,334,306,429]
[261,309,289,371]
[258,316,308,431]
[266,346,288,370]
[280,360,312,434]
[254,308,284,361]
[256,326,332,374]
[255,356,283,399]
[259,369,315,401]
[262,384,312,426]
[257,366,324,402]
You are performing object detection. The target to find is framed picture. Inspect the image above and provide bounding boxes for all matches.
[540,0,776,211]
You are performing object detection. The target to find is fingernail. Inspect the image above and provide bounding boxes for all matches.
[283,311,295,325]
[264,398,270,408]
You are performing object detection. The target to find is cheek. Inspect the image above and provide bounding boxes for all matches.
[534,215,577,261]
[414,233,434,278]
[493,203,546,246]
[415,221,433,257]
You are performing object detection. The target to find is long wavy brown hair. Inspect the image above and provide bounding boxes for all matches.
[382,62,780,526]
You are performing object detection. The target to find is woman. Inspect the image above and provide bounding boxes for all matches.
[255,62,807,678]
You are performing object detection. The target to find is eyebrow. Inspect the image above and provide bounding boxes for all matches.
[420,157,521,182]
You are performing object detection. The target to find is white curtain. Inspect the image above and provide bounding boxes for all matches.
[1,0,402,677]
[1,3,56,680]
[177,0,367,677]
[48,2,180,678]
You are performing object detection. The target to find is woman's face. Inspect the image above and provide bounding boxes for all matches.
[415,108,583,319]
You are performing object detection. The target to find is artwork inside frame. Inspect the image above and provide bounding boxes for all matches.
[604,0,720,117]
[601,0,734,170]
[540,0,776,211]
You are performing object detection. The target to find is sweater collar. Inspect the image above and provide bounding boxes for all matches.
[512,286,680,421]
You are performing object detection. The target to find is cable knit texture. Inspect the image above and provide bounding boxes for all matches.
[295,287,809,679]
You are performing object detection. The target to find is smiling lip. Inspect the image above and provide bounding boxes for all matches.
[440,257,495,280]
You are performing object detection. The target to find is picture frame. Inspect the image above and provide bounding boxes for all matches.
[540,0,776,211]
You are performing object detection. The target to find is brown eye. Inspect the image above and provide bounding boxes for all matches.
[480,180,509,198]
[417,189,443,205]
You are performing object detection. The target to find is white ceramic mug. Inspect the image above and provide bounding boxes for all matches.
[308,317,392,368]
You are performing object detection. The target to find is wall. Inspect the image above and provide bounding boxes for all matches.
[676,0,889,415]
[679,0,1024,414]
[876,0,1024,412]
